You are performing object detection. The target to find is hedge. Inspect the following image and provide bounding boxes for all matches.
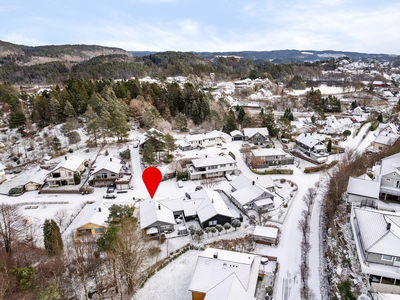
[250,167,293,175]
[370,120,379,131]
[304,160,338,173]
[228,151,236,160]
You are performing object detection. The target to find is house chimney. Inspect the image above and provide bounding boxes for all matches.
[65,156,67,160]
[252,181,255,185]
[387,223,391,230]
[212,199,214,203]
[213,252,218,259]
[158,204,161,210]
[110,157,112,162]
[98,207,102,212]
[305,133,307,136]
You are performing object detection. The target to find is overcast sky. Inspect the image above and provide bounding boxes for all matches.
[1,0,400,54]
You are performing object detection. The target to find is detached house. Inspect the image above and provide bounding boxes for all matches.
[0,163,5,184]
[346,176,380,203]
[250,148,294,168]
[187,156,237,180]
[45,155,87,186]
[188,248,262,300]
[295,133,329,162]
[184,130,232,150]
[230,174,276,211]
[90,156,133,189]
[25,169,48,191]
[373,133,399,152]
[375,153,400,199]
[243,128,270,145]
[351,207,400,293]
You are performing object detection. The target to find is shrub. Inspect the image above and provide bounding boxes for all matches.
[68,148,73,153]
[176,170,188,180]
[8,185,25,196]
[68,131,81,144]
[250,167,293,175]
[228,151,236,160]
[74,173,81,185]
[342,130,351,137]
[120,148,131,160]
[370,120,379,131]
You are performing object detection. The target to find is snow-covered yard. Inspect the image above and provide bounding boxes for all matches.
[134,250,200,300]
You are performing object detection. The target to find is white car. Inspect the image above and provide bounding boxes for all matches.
[177,180,183,188]
[225,174,232,181]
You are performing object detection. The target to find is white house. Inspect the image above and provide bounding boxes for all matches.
[243,128,270,145]
[188,248,262,300]
[253,225,279,245]
[187,156,237,180]
[139,196,176,234]
[0,163,5,184]
[295,133,329,162]
[185,130,232,149]
[45,155,87,186]
[230,174,276,211]
[250,148,294,168]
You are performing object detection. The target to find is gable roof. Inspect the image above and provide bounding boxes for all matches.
[92,156,122,174]
[374,133,399,146]
[49,155,86,173]
[354,208,400,257]
[295,133,323,148]
[230,130,243,137]
[243,128,269,139]
[231,173,274,191]
[192,156,235,168]
[186,130,230,142]
[346,177,380,199]
[26,169,48,185]
[251,148,292,158]
[188,248,260,299]
[139,197,176,229]
[380,152,400,176]
[192,189,234,223]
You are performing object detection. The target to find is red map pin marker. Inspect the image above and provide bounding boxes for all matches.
[142,167,162,199]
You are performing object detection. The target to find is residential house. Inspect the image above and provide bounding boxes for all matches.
[374,153,400,199]
[230,174,276,211]
[378,123,399,136]
[353,106,365,116]
[250,148,294,168]
[140,196,176,234]
[188,248,262,300]
[351,207,400,293]
[230,130,244,141]
[291,121,310,134]
[323,115,343,134]
[184,130,232,149]
[90,156,133,189]
[243,128,270,146]
[45,155,87,186]
[140,188,238,233]
[25,169,48,191]
[138,128,164,149]
[0,163,5,184]
[295,133,329,162]
[74,200,130,240]
[187,156,237,180]
[373,133,399,152]
[346,176,380,203]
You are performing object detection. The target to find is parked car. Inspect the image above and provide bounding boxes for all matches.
[225,174,232,181]
[107,186,115,193]
[177,180,183,188]
[103,193,117,199]
[132,141,139,148]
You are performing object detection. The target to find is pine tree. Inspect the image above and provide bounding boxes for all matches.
[63,100,76,119]
[175,112,188,131]
[327,139,332,153]
[43,219,63,255]
[238,106,246,124]
[142,142,155,164]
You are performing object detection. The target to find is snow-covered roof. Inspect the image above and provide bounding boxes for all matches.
[188,248,260,299]
[192,156,235,168]
[139,197,175,229]
[251,148,292,158]
[379,123,399,135]
[26,169,48,185]
[296,133,322,148]
[92,156,122,174]
[253,225,278,239]
[230,130,243,137]
[231,173,274,191]
[49,155,86,173]
[231,186,265,206]
[374,133,399,146]
[253,198,274,207]
[380,152,400,176]
[75,200,112,229]
[243,128,269,138]
[0,163,5,170]
[354,208,400,257]
[192,189,234,223]
[186,130,230,142]
[346,176,380,199]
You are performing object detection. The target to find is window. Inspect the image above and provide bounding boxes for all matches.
[68,172,72,176]
[94,228,104,234]
[386,178,391,182]
[209,220,217,226]
[382,255,393,261]
[379,147,382,150]
[208,165,217,170]
[396,257,400,262]
[275,156,280,160]
[111,173,116,177]
[220,164,226,167]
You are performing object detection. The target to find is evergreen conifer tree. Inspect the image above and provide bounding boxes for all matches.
[43,219,63,255]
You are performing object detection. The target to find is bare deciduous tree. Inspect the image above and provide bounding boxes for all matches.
[0,203,23,253]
